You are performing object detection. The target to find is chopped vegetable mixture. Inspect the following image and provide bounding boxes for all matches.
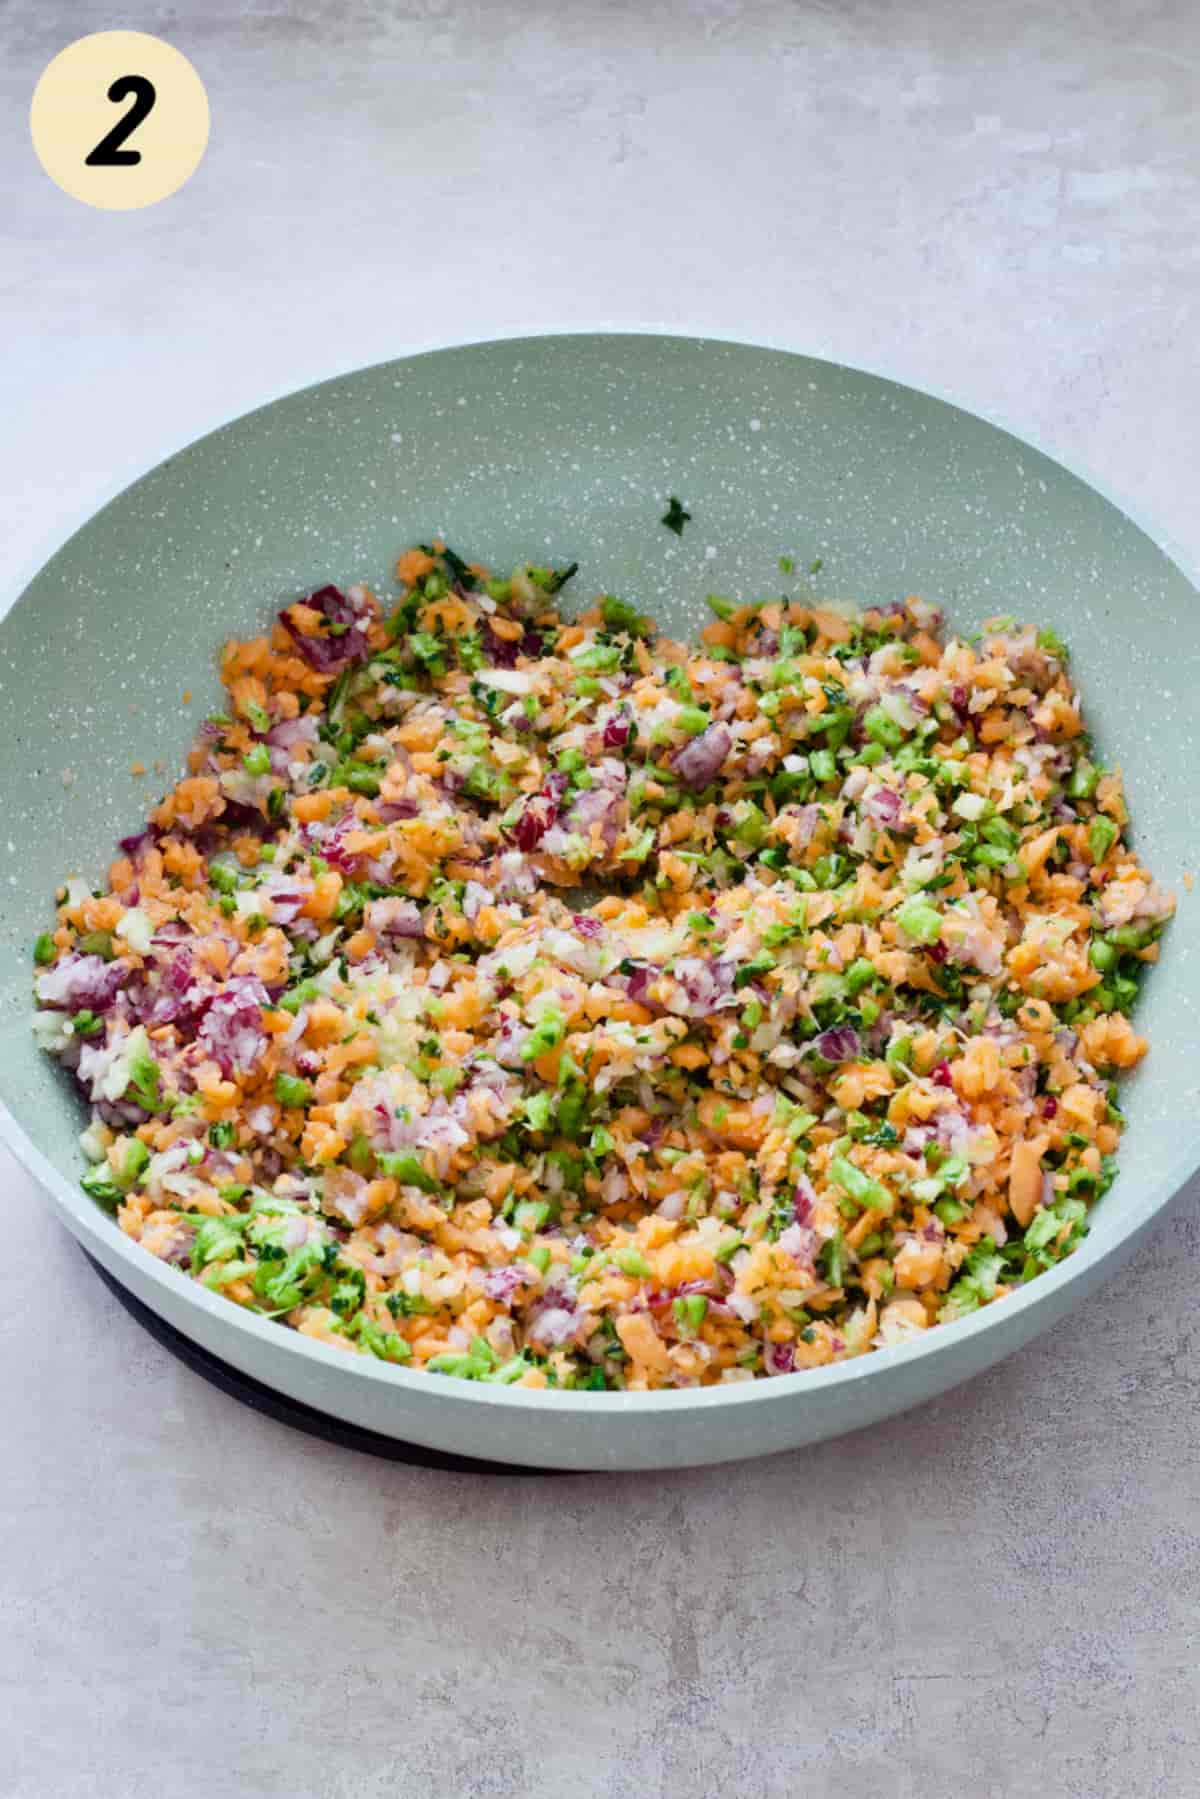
[32,545,1173,1390]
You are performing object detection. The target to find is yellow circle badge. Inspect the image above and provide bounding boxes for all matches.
[31,31,209,211]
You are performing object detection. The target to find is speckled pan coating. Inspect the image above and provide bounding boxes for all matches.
[0,333,1196,1470]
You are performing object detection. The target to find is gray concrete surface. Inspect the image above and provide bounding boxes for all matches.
[3,2,1199,1793]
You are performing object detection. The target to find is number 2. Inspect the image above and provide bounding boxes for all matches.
[85,74,156,167]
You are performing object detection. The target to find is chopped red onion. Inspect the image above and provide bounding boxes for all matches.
[527,1304,584,1347]
[671,722,731,791]
[461,882,491,923]
[279,585,369,671]
[258,874,312,924]
[865,786,902,826]
[664,955,740,1018]
[621,961,652,1004]
[512,771,568,852]
[483,1266,528,1303]
[118,828,156,861]
[35,954,132,1013]
[197,977,269,1075]
[266,714,319,752]
[365,897,423,938]
[787,803,820,848]
[814,1025,861,1064]
[483,621,521,668]
[567,785,622,849]
[776,1222,815,1265]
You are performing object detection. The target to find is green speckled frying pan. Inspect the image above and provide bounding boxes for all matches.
[1,334,1196,1470]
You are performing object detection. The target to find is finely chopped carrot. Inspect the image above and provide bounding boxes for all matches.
[30,554,1173,1389]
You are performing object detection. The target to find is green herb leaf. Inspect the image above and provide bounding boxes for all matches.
[661,495,692,537]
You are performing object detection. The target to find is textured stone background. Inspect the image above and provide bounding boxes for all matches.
[3,3,1198,1794]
